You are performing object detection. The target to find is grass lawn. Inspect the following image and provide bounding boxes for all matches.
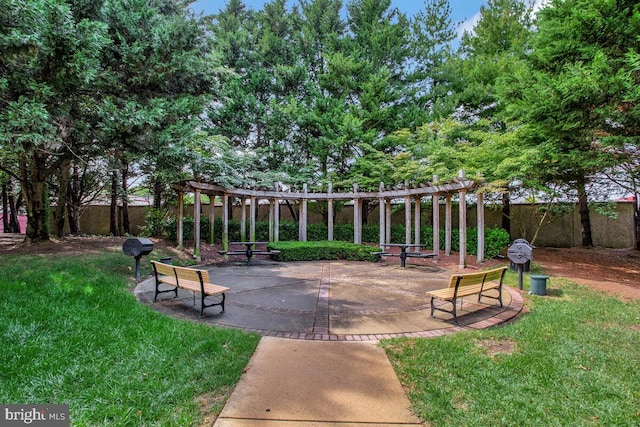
[382,271,640,426]
[0,248,260,426]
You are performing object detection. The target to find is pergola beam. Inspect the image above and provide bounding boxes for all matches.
[173,179,476,200]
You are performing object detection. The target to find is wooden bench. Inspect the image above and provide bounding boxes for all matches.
[426,266,507,324]
[150,260,230,317]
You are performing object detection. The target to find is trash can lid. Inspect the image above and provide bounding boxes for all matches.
[530,275,549,279]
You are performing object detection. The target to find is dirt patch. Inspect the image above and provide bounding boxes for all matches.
[475,338,516,356]
[3,235,639,300]
[533,247,640,301]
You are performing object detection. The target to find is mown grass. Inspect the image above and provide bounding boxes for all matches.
[0,248,260,426]
[382,271,640,426]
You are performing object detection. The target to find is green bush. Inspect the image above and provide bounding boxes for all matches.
[268,241,380,262]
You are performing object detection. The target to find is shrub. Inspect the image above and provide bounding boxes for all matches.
[268,241,380,262]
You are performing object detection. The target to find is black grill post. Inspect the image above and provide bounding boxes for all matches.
[507,238,534,290]
[122,238,154,281]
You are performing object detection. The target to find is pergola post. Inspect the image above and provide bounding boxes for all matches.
[240,197,247,242]
[327,182,334,241]
[432,175,440,258]
[477,191,485,263]
[222,193,229,252]
[299,184,308,241]
[209,195,215,245]
[445,194,452,256]
[433,197,440,258]
[404,184,411,245]
[459,185,467,269]
[378,182,385,247]
[194,188,201,261]
[274,183,280,242]
[269,199,274,242]
[414,196,421,252]
[177,191,184,250]
[250,196,257,243]
[385,198,392,246]
[353,183,361,245]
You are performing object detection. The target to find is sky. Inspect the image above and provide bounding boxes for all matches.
[191,0,549,38]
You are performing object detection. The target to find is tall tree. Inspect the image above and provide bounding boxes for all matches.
[498,0,640,247]
[99,0,217,234]
[409,0,457,121]
[0,0,109,243]
[451,0,534,237]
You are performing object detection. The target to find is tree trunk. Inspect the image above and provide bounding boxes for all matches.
[66,164,81,235]
[53,158,71,237]
[502,192,511,240]
[9,190,22,233]
[285,199,298,222]
[2,184,9,233]
[153,178,163,209]
[67,204,81,234]
[110,172,120,236]
[20,154,50,243]
[635,197,640,251]
[361,200,369,225]
[121,162,130,235]
[3,180,21,233]
[577,178,593,247]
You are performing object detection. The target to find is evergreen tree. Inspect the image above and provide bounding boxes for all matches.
[498,0,640,246]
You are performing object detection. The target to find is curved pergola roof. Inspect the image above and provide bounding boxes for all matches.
[173,173,479,201]
[172,171,487,269]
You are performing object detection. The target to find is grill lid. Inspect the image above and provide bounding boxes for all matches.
[122,238,154,257]
[507,239,533,264]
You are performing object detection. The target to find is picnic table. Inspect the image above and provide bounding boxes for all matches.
[219,241,280,264]
[376,243,437,267]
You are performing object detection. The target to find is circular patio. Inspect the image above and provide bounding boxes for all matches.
[135,260,523,341]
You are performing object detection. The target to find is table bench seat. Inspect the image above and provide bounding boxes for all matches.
[405,252,437,258]
[372,250,437,266]
[219,250,280,256]
[219,243,280,264]
[151,261,229,317]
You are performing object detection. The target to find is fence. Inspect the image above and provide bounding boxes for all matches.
[19,200,635,249]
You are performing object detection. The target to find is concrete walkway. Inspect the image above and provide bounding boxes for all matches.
[213,337,423,427]
[135,259,524,426]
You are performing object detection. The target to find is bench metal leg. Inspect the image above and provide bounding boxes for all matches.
[154,284,178,302]
[199,293,226,318]
[477,289,503,308]
[430,296,435,317]
[430,298,459,324]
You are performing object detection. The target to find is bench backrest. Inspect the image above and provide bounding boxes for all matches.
[151,260,176,277]
[448,266,507,288]
[150,261,210,284]
[483,267,507,284]
[172,265,210,283]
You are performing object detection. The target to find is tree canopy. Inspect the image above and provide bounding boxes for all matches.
[1,0,639,247]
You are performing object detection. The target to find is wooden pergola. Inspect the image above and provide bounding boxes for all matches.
[172,170,486,268]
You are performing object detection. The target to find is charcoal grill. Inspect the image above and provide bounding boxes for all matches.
[507,238,533,290]
[122,238,154,280]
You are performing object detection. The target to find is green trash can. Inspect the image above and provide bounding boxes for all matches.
[529,275,548,295]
